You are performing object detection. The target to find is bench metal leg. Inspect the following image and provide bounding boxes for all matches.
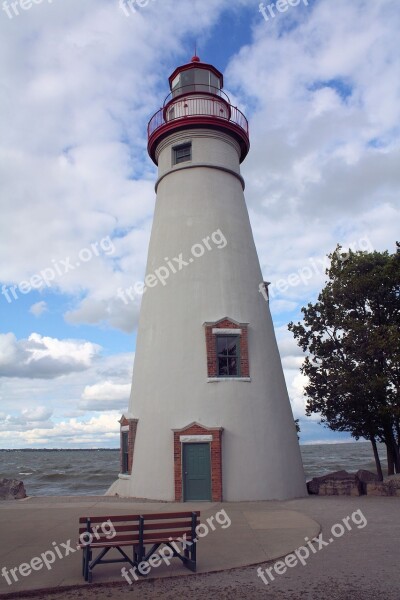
[83,546,91,582]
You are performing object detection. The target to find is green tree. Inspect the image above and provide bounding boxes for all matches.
[288,243,400,480]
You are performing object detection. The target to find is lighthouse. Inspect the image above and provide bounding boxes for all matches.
[107,56,307,501]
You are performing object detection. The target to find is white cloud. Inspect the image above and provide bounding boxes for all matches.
[0,0,244,331]
[80,380,131,411]
[0,0,398,446]
[0,333,101,378]
[0,412,121,448]
[29,301,48,317]
[21,406,53,422]
[0,349,134,447]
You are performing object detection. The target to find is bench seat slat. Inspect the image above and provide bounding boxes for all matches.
[143,530,192,540]
[77,540,139,549]
[78,530,193,544]
[78,535,195,549]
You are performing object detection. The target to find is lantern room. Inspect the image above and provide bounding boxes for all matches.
[147,56,250,165]
[168,56,223,98]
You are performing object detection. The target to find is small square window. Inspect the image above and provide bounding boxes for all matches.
[173,142,192,165]
[216,335,240,377]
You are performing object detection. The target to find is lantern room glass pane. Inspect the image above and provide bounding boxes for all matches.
[210,72,220,90]
[180,69,195,93]
[171,75,180,90]
[171,68,221,97]
[195,68,209,91]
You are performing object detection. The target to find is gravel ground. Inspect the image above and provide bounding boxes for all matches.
[2,496,399,600]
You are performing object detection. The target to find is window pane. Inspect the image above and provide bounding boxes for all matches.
[218,357,229,376]
[171,75,180,90]
[180,69,195,92]
[210,73,220,90]
[227,339,238,356]
[121,432,129,473]
[228,357,238,376]
[217,335,239,356]
[216,335,240,377]
[194,68,209,91]
[174,143,191,164]
[217,336,228,354]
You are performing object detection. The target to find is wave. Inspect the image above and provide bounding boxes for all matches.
[39,472,67,480]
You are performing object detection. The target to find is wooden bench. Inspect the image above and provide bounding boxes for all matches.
[78,511,200,583]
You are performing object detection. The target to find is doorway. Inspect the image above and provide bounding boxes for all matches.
[182,443,211,501]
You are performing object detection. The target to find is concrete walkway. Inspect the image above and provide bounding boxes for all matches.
[0,495,320,595]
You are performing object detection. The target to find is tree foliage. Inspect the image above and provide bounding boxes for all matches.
[288,243,400,479]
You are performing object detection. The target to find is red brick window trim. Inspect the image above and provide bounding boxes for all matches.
[119,416,138,475]
[204,318,249,378]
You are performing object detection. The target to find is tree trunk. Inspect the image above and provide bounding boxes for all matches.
[395,419,400,451]
[371,437,383,481]
[384,424,400,474]
[387,444,394,476]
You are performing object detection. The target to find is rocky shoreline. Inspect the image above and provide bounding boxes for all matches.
[0,478,27,500]
[307,469,400,496]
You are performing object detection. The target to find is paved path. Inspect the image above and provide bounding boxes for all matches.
[1,495,399,599]
[0,495,319,595]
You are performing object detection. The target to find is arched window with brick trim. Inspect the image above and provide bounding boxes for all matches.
[203,318,250,380]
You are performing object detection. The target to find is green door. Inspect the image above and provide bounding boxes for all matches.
[183,443,211,501]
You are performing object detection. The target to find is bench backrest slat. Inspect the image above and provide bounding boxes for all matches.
[140,511,200,520]
[78,514,140,524]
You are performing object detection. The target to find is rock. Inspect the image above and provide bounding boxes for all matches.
[355,469,380,494]
[307,469,400,496]
[318,473,362,497]
[386,475,400,496]
[0,478,27,500]
[365,481,393,496]
[307,470,353,495]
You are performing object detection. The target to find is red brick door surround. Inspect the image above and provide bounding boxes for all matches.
[172,422,223,502]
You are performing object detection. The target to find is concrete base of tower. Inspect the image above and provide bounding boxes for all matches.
[105,476,132,498]
[104,477,307,501]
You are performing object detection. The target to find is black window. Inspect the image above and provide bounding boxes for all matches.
[121,431,129,474]
[173,142,192,165]
[217,335,240,377]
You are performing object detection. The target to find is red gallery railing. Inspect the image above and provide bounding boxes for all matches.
[148,96,249,139]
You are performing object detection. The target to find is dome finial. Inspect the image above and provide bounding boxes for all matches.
[191,41,200,63]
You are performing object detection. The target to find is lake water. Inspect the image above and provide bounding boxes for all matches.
[0,442,386,497]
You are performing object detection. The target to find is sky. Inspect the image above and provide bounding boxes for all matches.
[0,0,399,448]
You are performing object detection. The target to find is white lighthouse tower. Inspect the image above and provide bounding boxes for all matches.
[107,56,307,501]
